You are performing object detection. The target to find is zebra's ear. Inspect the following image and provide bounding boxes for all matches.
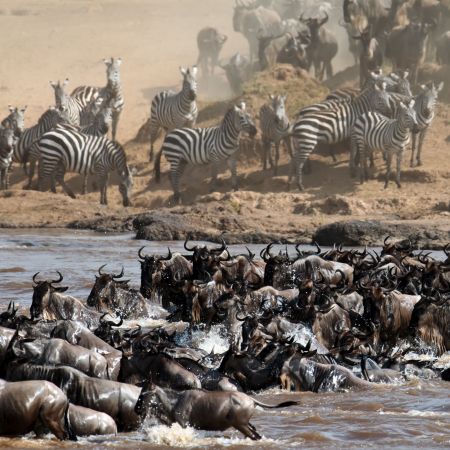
[403,70,409,79]
[420,84,427,91]
[63,78,69,86]
[8,105,14,113]
[399,102,406,109]
[269,94,275,100]
[389,73,400,81]
[191,66,198,77]
[436,81,444,92]
[179,66,187,76]
[49,81,58,88]
[116,57,122,66]
[408,99,415,109]
[103,58,112,66]
[21,106,27,113]
[239,101,246,111]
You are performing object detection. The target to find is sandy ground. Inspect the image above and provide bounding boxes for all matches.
[0,0,449,244]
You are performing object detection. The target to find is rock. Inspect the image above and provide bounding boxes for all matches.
[313,220,390,246]
[67,215,135,232]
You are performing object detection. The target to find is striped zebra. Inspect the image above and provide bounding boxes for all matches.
[25,107,112,192]
[410,82,443,167]
[154,103,256,203]
[148,66,198,162]
[15,107,69,174]
[259,94,291,175]
[290,82,391,191]
[0,126,16,190]
[71,58,124,140]
[1,106,26,137]
[50,79,85,126]
[36,126,133,206]
[351,99,418,188]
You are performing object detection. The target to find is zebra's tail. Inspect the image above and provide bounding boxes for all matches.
[154,147,163,183]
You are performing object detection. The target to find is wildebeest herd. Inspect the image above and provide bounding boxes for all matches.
[0,0,449,204]
[0,237,449,441]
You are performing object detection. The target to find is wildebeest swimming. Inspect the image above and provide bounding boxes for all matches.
[0,236,449,442]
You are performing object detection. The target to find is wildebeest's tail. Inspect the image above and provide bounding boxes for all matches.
[252,399,299,409]
[64,402,77,441]
[154,147,163,183]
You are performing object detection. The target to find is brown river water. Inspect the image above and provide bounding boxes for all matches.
[0,229,449,449]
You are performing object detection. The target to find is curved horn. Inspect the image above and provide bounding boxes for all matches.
[384,235,391,246]
[319,11,329,26]
[32,272,41,283]
[98,264,107,275]
[299,13,308,23]
[295,243,304,257]
[162,247,172,261]
[314,242,321,254]
[112,266,124,279]
[52,271,63,284]
[213,237,227,253]
[111,317,123,327]
[184,235,196,252]
[246,246,255,260]
[138,246,147,260]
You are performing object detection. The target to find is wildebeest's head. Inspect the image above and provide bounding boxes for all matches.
[30,271,68,319]
[87,265,129,311]
[138,246,173,298]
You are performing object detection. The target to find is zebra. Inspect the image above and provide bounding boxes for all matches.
[351,99,418,188]
[25,107,112,192]
[36,126,133,206]
[71,57,124,140]
[148,66,198,162]
[154,103,257,203]
[410,82,443,167]
[0,126,16,190]
[14,107,69,179]
[290,82,391,191]
[50,79,85,126]
[1,106,26,137]
[259,94,291,175]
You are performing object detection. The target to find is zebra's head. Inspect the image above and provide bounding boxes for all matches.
[270,94,289,129]
[2,105,26,137]
[119,165,133,207]
[398,99,419,133]
[389,70,412,97]
[370,82,392,116]
[418,82,443,117]
[233,102,257,137]
[180,66,198,101]
[50,79,70,110]
[104,57,122,87]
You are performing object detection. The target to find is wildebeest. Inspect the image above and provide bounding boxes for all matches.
[436,31,450,65]
[233,0,283,64]
[220,53,254,95]
[30,271,101,329]
[67,404,117,436]
[300,12,338,81]
[0,379,76,440]
[197,27,228,77]
[6,362,142,431]
[134,382,298,440]
[87,265,149,319]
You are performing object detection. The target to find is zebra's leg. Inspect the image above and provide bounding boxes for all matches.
[25,160,36,190]
[350,135,357,178]
[261,139,269,170]
[227,157,238,191]
[273,141,280,176]
[111,109,121,142]
[384,152,393,189]
[0,169,3,190]
[169,160,186,204]
[5,167,9,190]
[410,132,417,167]
[55,165,76,199]
[97,172,109,205]
[210,161,219,192]
[416,129,427,166]
[360,146,369,184]
[325,60,333,80]
[149,120,161,162]
[82,174,88,195]
[395,150,403,188]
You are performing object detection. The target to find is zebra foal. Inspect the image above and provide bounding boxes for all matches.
[259,94,291,175]
[154,103,256,203]
[148,66,198,161]
[351,99,418,188]
[36,126,133,206]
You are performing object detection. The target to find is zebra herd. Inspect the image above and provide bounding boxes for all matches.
[0,58,130,205]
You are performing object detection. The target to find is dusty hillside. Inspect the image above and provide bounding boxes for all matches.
[0,0,449,246]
